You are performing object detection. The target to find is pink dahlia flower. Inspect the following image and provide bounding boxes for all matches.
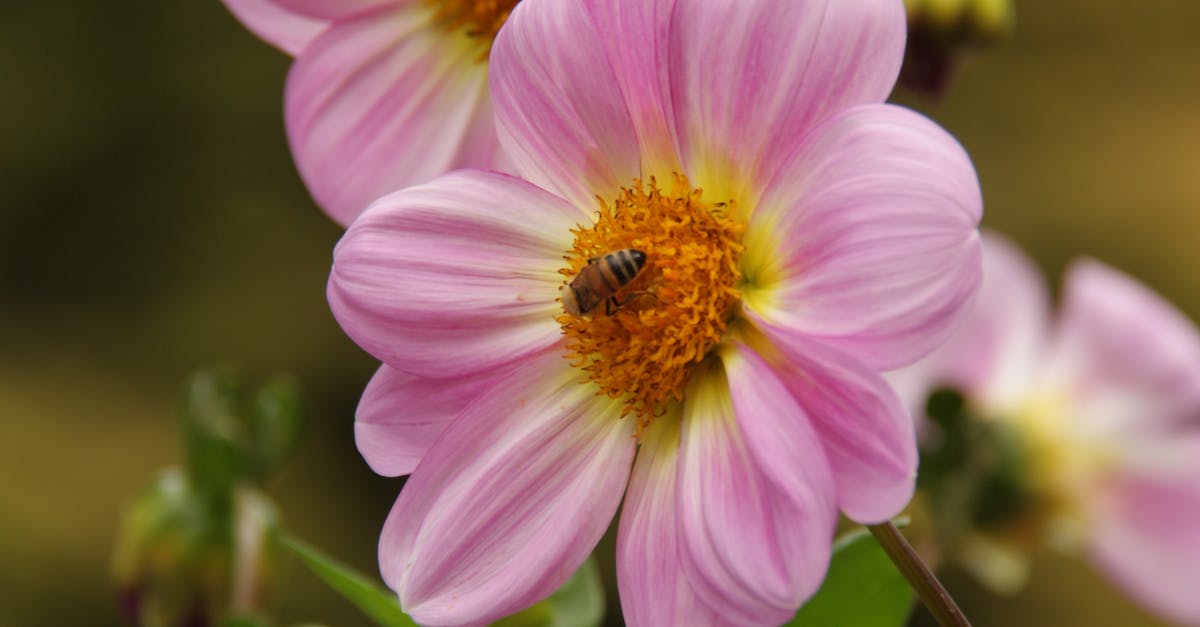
[330,0,982,624]
[891,233,1200,625]
[220,0,515,225]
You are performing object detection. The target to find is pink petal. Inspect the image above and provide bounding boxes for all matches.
[379,349,636,625]
[1090,437,1200,625]
[355,364,503,477]
[616,419,729,627]
[581,0,681,176]
[668,0,906,195]
[747,104,982,371]
[220,0,331,55]
[287,4,505,225]
[888,232,1051,417]
[327,170,583,378]
[490,0,647,211]
[1049,259,1200,430]
[752,330,918,523]
[675,351,837,625]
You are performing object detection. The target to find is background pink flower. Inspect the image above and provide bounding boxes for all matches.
[329,0,982,624]
[890,232,1200,625]
[220,0,513,225]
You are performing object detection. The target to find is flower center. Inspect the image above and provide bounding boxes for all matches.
[558,175,745,436]
[426,0,520,58]
[919,388,1115,567]
[1008,394,1113,548]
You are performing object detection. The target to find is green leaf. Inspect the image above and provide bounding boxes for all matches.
[494,557,605,627]
[282,536,416,627]
[786,527,914,627]
[283,538,604,627]
[542,557,604,627]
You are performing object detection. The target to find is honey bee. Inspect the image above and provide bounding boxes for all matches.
[561,248,648,316]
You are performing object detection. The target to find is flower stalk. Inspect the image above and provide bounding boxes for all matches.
[868,521,971,627]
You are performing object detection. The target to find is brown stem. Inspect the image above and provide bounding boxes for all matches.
[867,521,971,627]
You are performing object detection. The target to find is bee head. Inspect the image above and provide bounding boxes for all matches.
[560,282,582,317]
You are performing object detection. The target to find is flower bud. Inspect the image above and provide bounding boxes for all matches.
[183,370,250,505]
[245,376,305,482]
[900,0,1015,96]
[112,469,280,627]
[182,369,306,497]
[228,485,280,619]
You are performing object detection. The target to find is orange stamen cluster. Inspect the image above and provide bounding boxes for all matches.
[559,175,745,436]
[427,0,520,58]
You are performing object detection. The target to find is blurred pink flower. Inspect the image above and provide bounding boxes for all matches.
[220,0,515,225]
[330,0,982,624]
[891,233,1200,625]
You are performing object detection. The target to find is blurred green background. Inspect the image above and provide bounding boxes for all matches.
[0,0,1196,625]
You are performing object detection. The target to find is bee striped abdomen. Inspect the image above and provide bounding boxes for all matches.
[608,249,643,284]
[561,248,648,316]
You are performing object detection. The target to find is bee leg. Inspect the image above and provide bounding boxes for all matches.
[605,296,619,316]
[620,290,660,306]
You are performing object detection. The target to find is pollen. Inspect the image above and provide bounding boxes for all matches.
[558,175,745,436]
[427,0,520,58]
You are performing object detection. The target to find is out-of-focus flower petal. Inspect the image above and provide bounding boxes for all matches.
[328,170,583,378]
[1049,259,1200,432]
[379,350,636,626]
[888,232,1050,416]
[675,353,836,625]
[746,104,982,371]
[751,330,917,523]
[616,418,729,627]
[955,533,1032,595]
[355,364,503,477]
[1090,437,1200,625]
[219,0,331,55]
[668,0,905,199]
[490,0,646,211]
[288,4,504,225]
